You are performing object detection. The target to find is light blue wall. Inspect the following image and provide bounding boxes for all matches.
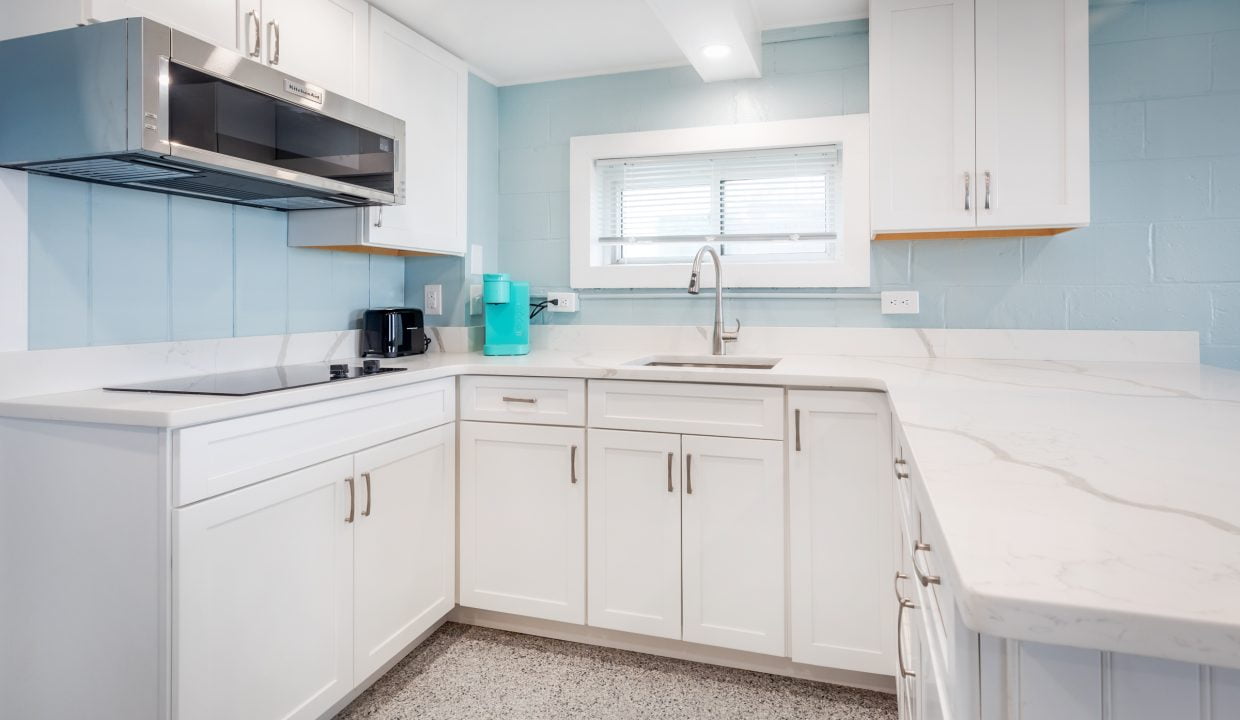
[26,177,406,349]
[404,73,500,327]
[485,3,1240,368]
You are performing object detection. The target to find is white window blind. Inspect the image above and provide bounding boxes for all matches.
[594,145,840,249]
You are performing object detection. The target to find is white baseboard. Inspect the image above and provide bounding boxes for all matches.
[449,606,897,695]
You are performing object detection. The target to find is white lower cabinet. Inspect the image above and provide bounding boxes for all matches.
[788,390,895,674]
[586,429,682,639]
[174,455,356,720]
[353,424,456,680]
[681,434,786,655]
[459,421,586,624]
[585,429,785,655]
[174,423,456,720]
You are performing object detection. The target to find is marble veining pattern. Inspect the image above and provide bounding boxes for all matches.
[335,624,896,720]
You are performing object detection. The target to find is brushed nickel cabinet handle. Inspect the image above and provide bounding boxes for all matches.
[374,206,383,228]
[912,541,941,586]
[570,445,579,484]
[361,472,372,517]
[667,452,674,493]
[893,571,908,601]
[502,396,538,404]
[897,590,916,679]
[245,11,261,58]
[897,471,910,480]
[267,20,280,65]
[685,454,693,495]
[344,476,355,523]
[984,171,992,210]
[794,409,801,452]
[964,171,971,212]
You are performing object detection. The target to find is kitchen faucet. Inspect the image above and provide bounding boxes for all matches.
[687,245,740,355]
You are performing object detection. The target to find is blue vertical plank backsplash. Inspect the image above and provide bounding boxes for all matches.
[169,196,234,341]
[26,177,406,349]
[26,176,90,349]
[90,185,169,345]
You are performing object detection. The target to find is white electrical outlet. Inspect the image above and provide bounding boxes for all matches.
[880,290,920,315]
[547,291,579,313]
[469,284,483,316]
[424,284,443,315]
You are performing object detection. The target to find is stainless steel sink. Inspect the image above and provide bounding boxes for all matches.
[631,355,781,370]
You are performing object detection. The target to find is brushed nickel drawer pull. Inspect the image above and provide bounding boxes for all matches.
[667,452,674,493]
[344,476,355,524]
[685,454,693,495]
[361,472,372,517]
[502,396,538,404]
[964,171,971,212]
[570,445,579,484]
[912,541,941,586]
[794,409,801,452]
[245,11,261,58]
[897,591,916,678]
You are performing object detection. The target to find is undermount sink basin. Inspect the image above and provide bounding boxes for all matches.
[630,355,782,370]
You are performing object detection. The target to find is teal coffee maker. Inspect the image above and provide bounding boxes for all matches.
[483,273,530,356]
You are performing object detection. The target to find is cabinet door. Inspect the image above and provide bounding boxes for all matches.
[353,424,456,681]
[365,7,469,255]
[174,456,354,720]
[871,0,976,233]
[86,0,258,53]
[587,429,682,639]
[259,0,368,101]
[788,391,895,674]
[681,435,785,655]
[975,0,1089,229]
[459,421,586,624]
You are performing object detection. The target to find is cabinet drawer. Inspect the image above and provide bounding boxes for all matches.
[459,376,585,426]
[588,380,784,440]
[174,379,455,506]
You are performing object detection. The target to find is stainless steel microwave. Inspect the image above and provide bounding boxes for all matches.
[0,18,405,210]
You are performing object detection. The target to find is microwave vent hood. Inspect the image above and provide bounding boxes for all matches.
[0,18,406,211]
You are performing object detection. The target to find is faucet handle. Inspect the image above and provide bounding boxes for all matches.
[722,318,741,342]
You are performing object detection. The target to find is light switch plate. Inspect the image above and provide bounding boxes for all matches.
[470,245,484,275]
[880,290,919,315]
[424,284,443,315]
[469,284,483,316]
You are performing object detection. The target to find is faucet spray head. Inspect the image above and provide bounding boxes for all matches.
[687,271,700,294]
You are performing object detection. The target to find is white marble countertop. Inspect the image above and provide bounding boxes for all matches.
[3,349,1240,670]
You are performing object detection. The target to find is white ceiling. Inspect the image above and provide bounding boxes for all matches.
[366,0,869,86]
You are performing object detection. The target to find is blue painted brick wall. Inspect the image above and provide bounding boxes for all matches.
[483,3,1240,367]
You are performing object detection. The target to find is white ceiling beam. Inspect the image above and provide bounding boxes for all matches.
[644,0,763,82]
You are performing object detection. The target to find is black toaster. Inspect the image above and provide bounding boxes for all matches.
[361,308,428,358]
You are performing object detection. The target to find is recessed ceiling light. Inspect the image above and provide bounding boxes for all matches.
[701,44,733,60]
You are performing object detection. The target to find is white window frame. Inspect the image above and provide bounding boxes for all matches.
[569,115,870,289]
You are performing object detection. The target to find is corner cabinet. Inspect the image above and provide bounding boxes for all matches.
[870,0,1089,239]
[175,419,456,720]
[288,7,470,256]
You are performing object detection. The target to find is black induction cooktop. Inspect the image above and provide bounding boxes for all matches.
[104,362,406,396]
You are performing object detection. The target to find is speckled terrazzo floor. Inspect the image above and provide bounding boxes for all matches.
[335,622,898,720]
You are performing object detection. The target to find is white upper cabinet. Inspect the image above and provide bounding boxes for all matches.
[871,0,1089,237]
[871,0,976,235]
[259,0,370,101]
[87,0,258,53]
[287,8,470,256]
[364,7,469,255]
[788,391,896,675]
[974,0,1090,229]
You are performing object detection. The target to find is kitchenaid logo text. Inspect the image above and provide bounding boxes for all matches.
[284,79,325,106]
